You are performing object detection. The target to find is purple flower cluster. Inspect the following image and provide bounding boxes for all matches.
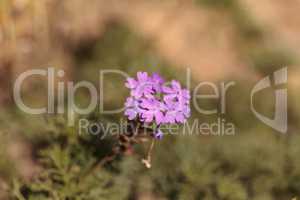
[124,72,191,138]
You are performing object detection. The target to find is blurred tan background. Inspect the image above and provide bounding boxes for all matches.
[1,0,300,200]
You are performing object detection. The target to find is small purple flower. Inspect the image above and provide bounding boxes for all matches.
[163,81,190,103]
[124,97,142,120]
[152,73,164,84]
[125,78,138,89]
[163,99,189,123]
[140,98,165,124]
[151,73,164,93]
[164,109,186,123]
[124,71,191,137]
[154,129,163,140]
[126,72,156,98]
[162,81,191,123]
